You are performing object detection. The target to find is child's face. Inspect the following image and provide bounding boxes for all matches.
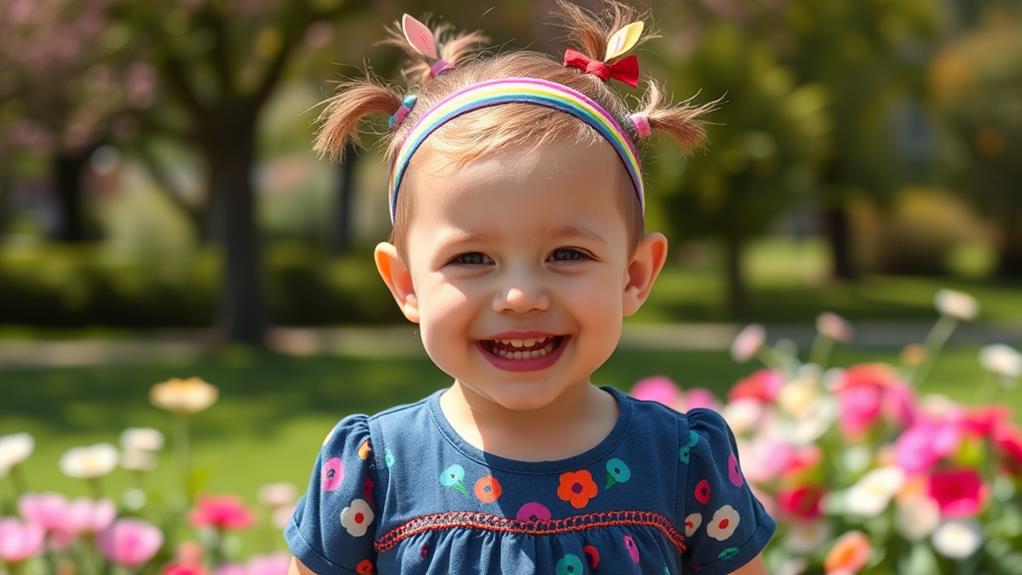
[375,137,668,413]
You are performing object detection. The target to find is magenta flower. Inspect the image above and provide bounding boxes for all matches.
[0,518,45,563]
[833,364,914,440]
[97,518,164,568]
[189,495,254,531]
[515,502,552,522]
[322,457,344,492]
[928,468,988,518]
[894,414,962,474]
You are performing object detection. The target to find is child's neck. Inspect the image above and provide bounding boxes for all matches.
[439,380,620,462]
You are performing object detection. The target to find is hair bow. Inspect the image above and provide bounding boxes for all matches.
[563,49,639,87]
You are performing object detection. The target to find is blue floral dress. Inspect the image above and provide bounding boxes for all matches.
[284,385,776,574]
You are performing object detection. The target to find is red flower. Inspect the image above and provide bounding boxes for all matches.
[189,495,254,531]
[994,422,1022,475]
[694,479,712,505]
[728,369,783,404]
[777,485,825,520]
[928,468,988,518]
[557,470,598,509]
[163,564,206,575]
[355,559,374,574]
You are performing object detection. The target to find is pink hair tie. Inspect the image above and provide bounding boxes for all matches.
[629,112,651,139]
[430,59,454,77]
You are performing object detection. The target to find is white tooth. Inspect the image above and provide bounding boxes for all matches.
[523,338,536,347]
[510,339,525,348]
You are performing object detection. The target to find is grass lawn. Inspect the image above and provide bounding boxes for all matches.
[2,342,1018,555]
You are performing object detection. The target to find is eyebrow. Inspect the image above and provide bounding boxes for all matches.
[436,225,607,249]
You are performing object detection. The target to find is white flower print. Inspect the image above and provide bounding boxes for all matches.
[684,513,702,537]
[707,504,741,541]
[339,498,374,537]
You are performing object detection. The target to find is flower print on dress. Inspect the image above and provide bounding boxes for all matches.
[693,478,713,505]
[683,512,702,537]
[321,458,343,492]
[605,458,631,488]
[728,452,745,487]
[583,544,600,569]
[357,439,372,460]
[473,475,502,504]
[354,559,374,574]
[339,499,374,537]
[718,547,740,561]
[707,504,740,541]
[439,464,468,496]
[555,553,584,575]
[515,501,552,522]
[557,470,598,509]
[385,449,395,469]
[623,533,640,563]
[679,430,699,464]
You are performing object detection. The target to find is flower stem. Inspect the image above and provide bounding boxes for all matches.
[909,315,958,389]
[808,335,833,370]
[176,413,192,503]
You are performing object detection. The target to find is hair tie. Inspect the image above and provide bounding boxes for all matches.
[562,21,646,88]
[629,112,651,139]
[388,94,418,129]
[430,59,454,77]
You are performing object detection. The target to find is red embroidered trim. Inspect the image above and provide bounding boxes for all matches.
[374,510,687,554]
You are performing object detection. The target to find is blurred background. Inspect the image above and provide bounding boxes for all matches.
[1,0,1021,572]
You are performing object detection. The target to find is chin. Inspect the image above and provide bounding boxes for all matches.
[480,383,571,412]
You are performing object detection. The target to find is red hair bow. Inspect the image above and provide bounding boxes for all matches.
[563,48,639,88]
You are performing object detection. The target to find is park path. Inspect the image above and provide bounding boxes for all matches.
[1,321,1021,369]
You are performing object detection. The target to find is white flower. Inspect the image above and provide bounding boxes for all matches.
[706,504,740,541]
[120,449,157,472]
[895,494,940,541]
[816,312,853,342]
[258,483,297,508]
[932,519,982,559]
[273,504,295,530]
[0,433,34,475]
[59,444,118,479]
[979,344,1022,379]
[720,398,765,435]
[785,519,832,555]
[731,324,765,363]
[777,377,820,419]
[339,499,374,537]
[846,467,905,516]
[683,513,702,537]
[120,428,164,452]
[935,289,978,321]
[149,377,218,415]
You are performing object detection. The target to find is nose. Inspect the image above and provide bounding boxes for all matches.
[493,276,550,313]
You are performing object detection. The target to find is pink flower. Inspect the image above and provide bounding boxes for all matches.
[18,492,68,532]
[777,485,826,520]
[728,369,784,404]
[681,388,719,411]
[993,422,1022,476]
[64,497,117,536]
[189,495,254,531]
[322,458,344,492]
[97,518,163,568]
[0,518,45,563]
[247,553,291,575]
[894,414,962,474]
[630,376,681,408]
[215,565,245,575]
[165,564,209,575]
[928,468,987,518]
[833,364,914,440]
[731,324,765,363]
[962,405,1012,438]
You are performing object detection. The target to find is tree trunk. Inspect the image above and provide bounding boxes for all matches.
[53,151,90,242]
[203,114,268,346]
[722,232,746,315]
[329,143,358,254]
[823,203,860,281]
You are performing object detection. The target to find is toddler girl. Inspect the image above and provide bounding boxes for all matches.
[285,1,776,573]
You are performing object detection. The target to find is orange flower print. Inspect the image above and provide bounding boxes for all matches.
[474,475,503,504]
[557,470,598,509]
[357,439,372,460]
[355,559,374,574]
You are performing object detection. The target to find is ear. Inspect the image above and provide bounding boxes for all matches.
[622,232,669,317]
[374,241,420,323]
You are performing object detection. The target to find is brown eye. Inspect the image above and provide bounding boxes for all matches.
[550,248,590,262]
[450,252,492,265]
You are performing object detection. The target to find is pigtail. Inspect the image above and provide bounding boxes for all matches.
[634,79,721,152]
[553,0,657,64]
[313,73,403,162]
[379,16,490,87]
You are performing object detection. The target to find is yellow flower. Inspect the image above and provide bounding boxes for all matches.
[149,377,218,415]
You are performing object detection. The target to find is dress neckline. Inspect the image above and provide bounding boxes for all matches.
[426,384,634,475]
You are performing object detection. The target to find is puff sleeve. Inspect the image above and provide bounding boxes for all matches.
[678,408,776,574]
[285,414,380,575]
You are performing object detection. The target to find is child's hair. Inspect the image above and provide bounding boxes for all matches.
[313,0,716,264]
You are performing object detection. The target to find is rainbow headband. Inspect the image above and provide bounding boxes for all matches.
[387,77,645,224]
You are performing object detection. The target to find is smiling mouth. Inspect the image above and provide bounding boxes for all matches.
[478,335,568,359]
